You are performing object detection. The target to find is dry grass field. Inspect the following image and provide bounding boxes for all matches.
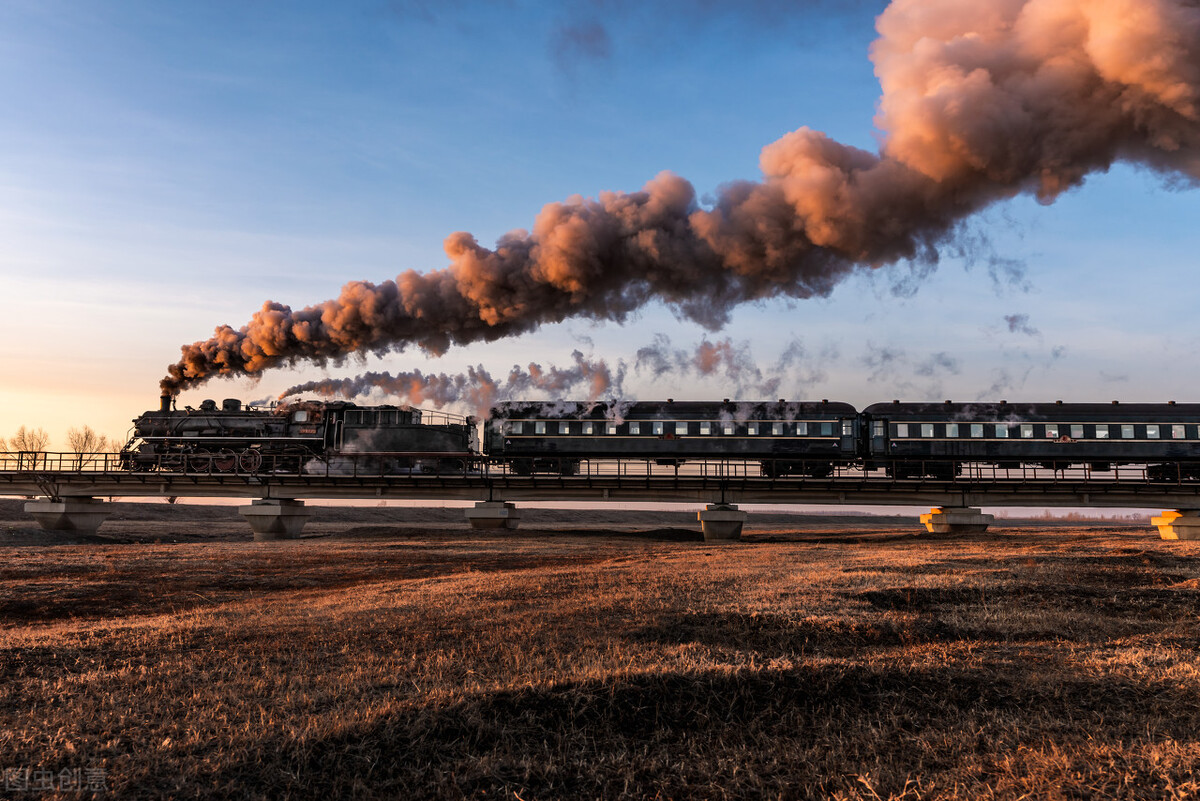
[2,500,1199,799]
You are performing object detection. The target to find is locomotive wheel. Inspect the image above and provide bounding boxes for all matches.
[239,450,263,473]
[187,453,213,472]
[213,449,238,472]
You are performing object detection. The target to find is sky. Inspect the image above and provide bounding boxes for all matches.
[2,0,1200,449]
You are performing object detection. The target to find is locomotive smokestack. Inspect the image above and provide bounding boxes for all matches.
[160,394,171,413]
[161,0,1200,394]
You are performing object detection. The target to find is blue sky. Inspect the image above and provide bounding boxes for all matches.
[2,0,1199,447]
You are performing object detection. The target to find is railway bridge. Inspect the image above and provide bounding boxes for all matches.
[3,452,1200,541]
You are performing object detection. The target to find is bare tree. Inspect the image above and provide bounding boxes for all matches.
[67,425,108,454]
[10,426,50,452]
[68,425,109,469]
[9,425,50,469]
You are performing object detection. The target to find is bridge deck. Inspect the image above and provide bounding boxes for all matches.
[4,454,1200,508]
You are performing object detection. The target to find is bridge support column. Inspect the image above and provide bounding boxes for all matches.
[1151,510,1200,540]
[466,501,521,530]
[24,498,111,535]
[238,499,309,541]
[698,504,747,541]
[920,506,993,535]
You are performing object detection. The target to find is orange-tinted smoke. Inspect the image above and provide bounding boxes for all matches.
[163,0,1200,394]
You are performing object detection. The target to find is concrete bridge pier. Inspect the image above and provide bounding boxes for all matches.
[465,501,521,530]
[920,506,994,535]
[698,504,748,541]
[1151,510,1200,540]
[238,499,310,540]
[24,497,112,535]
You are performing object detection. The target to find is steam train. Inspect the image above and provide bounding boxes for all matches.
[484,399,1200,479]
[121,394,1200,481]
[121,395,478,474]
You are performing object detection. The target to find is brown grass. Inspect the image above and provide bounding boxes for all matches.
[2,513,1199,799]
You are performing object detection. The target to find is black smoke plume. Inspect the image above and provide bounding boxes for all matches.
[164,0,1200,394]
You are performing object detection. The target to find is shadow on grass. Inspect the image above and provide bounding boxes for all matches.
[0,551,613,625]
[195,661,1198,801]
[859,581,1200,627]
[843,548,1200,582]
[626,610,944,652]
[627,573,1200,657]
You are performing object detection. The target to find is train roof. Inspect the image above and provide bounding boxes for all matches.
[489,399,858,418]
[862,401,1200,419]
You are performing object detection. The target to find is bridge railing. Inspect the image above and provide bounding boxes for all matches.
[2,451,1194,486]
[0,452,128,472]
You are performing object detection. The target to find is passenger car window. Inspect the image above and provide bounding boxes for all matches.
[1173,425,1186,439]
[700,422,712,435]
[1020,424,1033,438]
[748,423,759,435]
[606,423,617,434]
[820,422,833,436]
[628,422,640,435]
[995,425,1009,438]
[1070,425,1083,438]
[1121,424,1134,439]
[559,422,571,434]
[1045,425,1058,438]
[653,422,664,435]
[1095,425,1109,439]
[772,423,784,436]
[675,423,688,435]
[796,422,808,436]
[945,423,958,437]
[872,421,885,436]
[510,421,523,435]
[1147,425,1160,439]
[723,423,734,435]
[535,421,546,435]
[921,423,934,437]
[895,424,909,438]
[582,422,594,435]
[970,424,984,437]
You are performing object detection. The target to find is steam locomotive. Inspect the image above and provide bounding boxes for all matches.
[484,399,1200,479]
[121,395,479,474]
